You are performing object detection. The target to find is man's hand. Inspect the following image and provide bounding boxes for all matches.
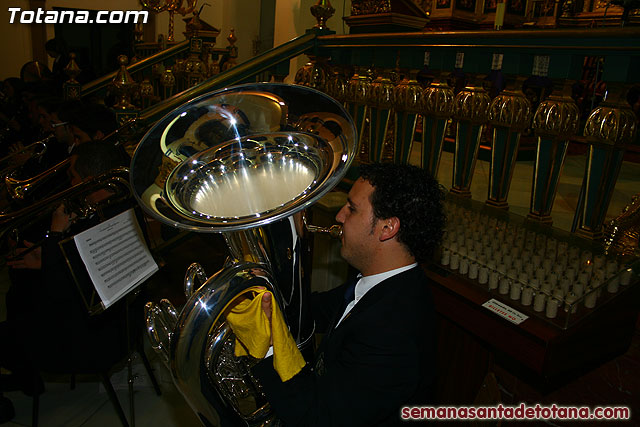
[50,203,76,233]
[7,241,42,270]
[261,290,273,346]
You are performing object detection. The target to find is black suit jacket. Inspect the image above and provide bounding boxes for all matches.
[253,266,436,426]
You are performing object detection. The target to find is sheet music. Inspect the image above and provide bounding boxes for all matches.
[74,208,158,309]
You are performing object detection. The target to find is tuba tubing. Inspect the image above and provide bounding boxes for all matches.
[133,83,357,426]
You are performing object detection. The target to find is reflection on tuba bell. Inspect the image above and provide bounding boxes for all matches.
[132,83,357,425]
[604,192,640,258]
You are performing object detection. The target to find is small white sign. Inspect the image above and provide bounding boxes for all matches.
[74,209,158,308]
[424,51,431,66]
[491,53,504,70]
[455,52,465,69]
[532,55,550,77]
[482,298,529,325]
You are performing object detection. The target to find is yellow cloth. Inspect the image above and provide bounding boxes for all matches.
[226,287,305,382]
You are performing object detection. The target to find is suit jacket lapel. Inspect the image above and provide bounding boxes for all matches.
[334,266,420,329]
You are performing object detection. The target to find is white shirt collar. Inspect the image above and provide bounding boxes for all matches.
[354,263,418,303]
[335,263,418,328]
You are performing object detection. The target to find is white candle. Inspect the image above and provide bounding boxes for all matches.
[584,290,597,309]
[478,267,489,285]
[620,268,633,286]
[459,257,469,275]
[513,258,523,273]
[497,263,507,275]
[450,253,460,270]
[469,262,479,280]
[441,249,451,266]
[529,277,540,290]
[533,254,542,268]
[521,287,533,306]
[533,293,546,312]
[564,292,578,314]
[545,297,559,318]
[573,282,584,298]
[606,260,619,276]
[510,281,521,300]
[553,264,565,277]
[489,271,500,290]
[594,254,605,269]
[503,254,512,268]
[606,274,619,293]
[499,277,510,294]
[578,272,590,285]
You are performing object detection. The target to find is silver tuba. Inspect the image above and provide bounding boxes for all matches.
[131,83,357,426]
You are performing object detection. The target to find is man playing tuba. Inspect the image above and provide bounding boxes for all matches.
[249,162,445,426]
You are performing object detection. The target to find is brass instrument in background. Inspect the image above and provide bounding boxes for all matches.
[1,167,131,259]
[132,83,356,426]
[0,134,53,180]
[1,120,142,205]
[0,135,51,174]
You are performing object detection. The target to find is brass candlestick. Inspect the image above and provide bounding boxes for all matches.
[140,0,198,42]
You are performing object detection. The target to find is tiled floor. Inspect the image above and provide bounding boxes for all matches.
[1,145,638,426]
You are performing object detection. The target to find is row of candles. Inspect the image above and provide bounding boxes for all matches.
[440,202,636,321]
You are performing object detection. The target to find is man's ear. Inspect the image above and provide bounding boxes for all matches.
[379,217,400,242]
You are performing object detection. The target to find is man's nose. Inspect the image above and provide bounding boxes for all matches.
[335,206,346,223]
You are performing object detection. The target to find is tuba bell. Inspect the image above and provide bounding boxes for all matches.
[131,83,357,426]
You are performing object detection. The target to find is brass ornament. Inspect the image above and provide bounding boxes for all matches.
[488,88,532,131]
[453,85,491,124]
[584,99,638,147]
[393,74,423,113]
[346,72,371,104]
[351,0,393,15]
[140,0,198,42]
[294,57,329,91]
[311,0,336,29]
[63,52,81,84]
[161,68,176,87]
[422,82,455,118]
[140,78,154,99]
[531,93,580,138]
[325,70,348,102]
[368,75,395,108]
[112,55,138,110]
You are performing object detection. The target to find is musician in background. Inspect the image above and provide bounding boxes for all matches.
[1,141,130,409]
[252,162,446,426]
[57,101,118,152]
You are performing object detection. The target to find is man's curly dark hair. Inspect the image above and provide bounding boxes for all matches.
[359,162,445,264]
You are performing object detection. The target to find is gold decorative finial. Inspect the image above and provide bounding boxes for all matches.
[64,52,81,84]
[112,55,137,110]
[311,0,335,30]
